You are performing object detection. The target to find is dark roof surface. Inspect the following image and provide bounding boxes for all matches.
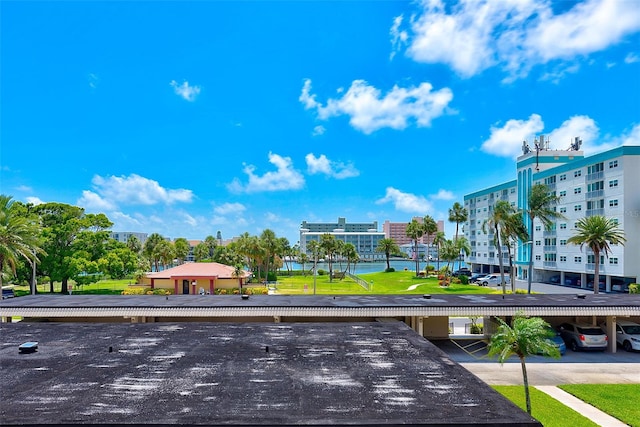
[0,322,540,426]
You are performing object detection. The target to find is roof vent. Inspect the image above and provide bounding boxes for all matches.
[576,294,586,299]
[423,294,432,299]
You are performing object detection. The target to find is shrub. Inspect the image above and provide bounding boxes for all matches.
[460,275,469,285]
[317,269,326,276]
[438,274,445,281]
[439,280,449,287]
[470,324,483,334]
[216,289,228,295]
[385,267,395,273]
[426,265,435,272]
[630,284,639,294]
[452,277,462,284]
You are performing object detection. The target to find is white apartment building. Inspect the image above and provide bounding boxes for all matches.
[109,231,148,245]
[300,217,385,261]
[465,139,639,293]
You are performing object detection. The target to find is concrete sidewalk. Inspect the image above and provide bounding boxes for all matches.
[461,363,637,427]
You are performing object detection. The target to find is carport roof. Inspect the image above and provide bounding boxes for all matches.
[1,293,639,318]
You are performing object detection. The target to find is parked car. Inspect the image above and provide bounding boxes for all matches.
[452,268,472,277]
[557,322,607,351]
[548,274,580,287]
[469,273,484,283]
[538,328,566,356]
[2,286,15,299]
[476,274,510,286]
[613,320,640,352]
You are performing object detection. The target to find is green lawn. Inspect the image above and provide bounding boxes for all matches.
[558,384,640,427]
[272,270,499,295]
[493,386,599,427]
[11,279,133,296]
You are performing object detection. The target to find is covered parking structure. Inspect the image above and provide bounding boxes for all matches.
[2,293,639,353]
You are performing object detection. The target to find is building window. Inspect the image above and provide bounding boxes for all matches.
[609,199,618,207]
[574,187,582,194]
[609,180,618,188]
[574,205,582,211]
[609,160,618,168]
[510,188,516,193]
[560,239,567,246]
[559,207,567,213]
[574,170,582,177]
[610,257,619,265]
[535,240,541,246]
[559,190,567,197]
[560,223,567,229]
[535,255,541,261]
[574,256,582,263]
[535,225,541,231]
[560,256,567,262]
[559,174,566,181]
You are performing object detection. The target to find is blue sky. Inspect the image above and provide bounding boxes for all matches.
[2,0,639,244]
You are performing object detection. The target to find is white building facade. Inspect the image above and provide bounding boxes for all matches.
[465,140,640,293]
[300,217,385,261]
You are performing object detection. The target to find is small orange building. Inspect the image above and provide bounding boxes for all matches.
[141,263,251,295]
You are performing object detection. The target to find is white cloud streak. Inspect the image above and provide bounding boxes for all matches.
[376,187,434,214]
[170,80,201,101]
[227,152,305,193]
[300,79,453,134]
[305,153,359,179]
[214,202,246,215]
[395,0,640,80]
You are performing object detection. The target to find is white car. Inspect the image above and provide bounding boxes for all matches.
[614,320,640,352]
[476,274,511,286]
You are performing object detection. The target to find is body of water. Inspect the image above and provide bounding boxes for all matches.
[286,259,468,275]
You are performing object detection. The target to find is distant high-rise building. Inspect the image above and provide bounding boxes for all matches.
[383,218,445,246]
[110,231,148,245]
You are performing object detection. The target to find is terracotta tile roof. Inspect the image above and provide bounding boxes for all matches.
[145,262,250,279]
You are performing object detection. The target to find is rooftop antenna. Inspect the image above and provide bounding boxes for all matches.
[569,136,582,151]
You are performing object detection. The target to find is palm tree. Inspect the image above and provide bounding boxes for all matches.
[260,229,278,281]
[488,312,561,415]
[0,195,43,287]
[298,252,309,276]
[482,200,515,294]
[173,237,190,265]
[567,215,625,294]
[406,219,425,276]
[500,211,529,292]
[448,202,468,242]
[526,184,564,294]
[432,231,446,271]
[232,264,244,294]
[319,234,338,282]
[376,238,400,271]
[143,233,165,272]
[341,243,358,275]
[423,215,438,264]
[126,235,142,254]
[193,242,209,262]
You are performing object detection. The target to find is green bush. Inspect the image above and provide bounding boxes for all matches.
[426,265,435,272]
[385,267,395,273]
[317,269,326,276]
[460,275,469,285]
[629,284,639,294]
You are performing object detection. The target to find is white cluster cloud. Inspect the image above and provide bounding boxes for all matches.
[227,152,305,193]
[25,196,44,205]
[170,80,201,101]
[300,78,453,134]
[77,174,193,211]
[376,187,434,214]
[305,153,359,179]
[481,114,637,157]
[395,0,640,80]
[432,189,455,201]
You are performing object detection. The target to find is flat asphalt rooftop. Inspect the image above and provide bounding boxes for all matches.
[1,321,541,426]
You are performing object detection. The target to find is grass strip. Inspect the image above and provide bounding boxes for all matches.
[558,384,639,427]
[493,385,599,427]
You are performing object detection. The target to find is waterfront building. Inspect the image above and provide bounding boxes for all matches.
[109,231,148,245]
[464,138,639,292]
[383,218,445,246]
[300,217,385,261]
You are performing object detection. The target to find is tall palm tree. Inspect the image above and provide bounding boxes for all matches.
[341,243,358,275]
[526,184,564,294]
[406,219,425,277]
[376,238,400,271]
[126,235,142,255]
[448,202,468,242]
[0,195,43,287]
[501,211,529,292]
[483,200,515,294]
[488,312,560,415]
[432,231,446,271]
[319,234,338,282]
[423,215,438,264]
[173,237,190,265]
[567,215,625,294]
[260,229,278,281]
[143,233,165,272]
